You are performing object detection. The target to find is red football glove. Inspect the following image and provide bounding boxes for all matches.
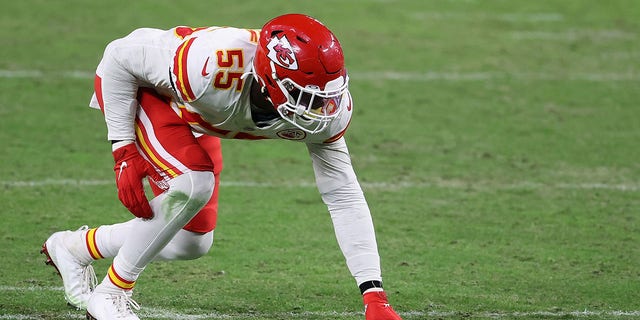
[112,142,162,219]
[363,291,402,320]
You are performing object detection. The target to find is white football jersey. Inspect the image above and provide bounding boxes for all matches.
[91,26,352,144]
[90,26,380,285]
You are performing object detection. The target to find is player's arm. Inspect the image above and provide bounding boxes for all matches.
[93,28,175,218]
[306,138,402,319]
[306,138,381,284]
[95,28,175,141]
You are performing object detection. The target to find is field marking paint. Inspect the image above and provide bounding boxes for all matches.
[350,71,640,82]
[510,30,636,41]
[352,71,497,81]
[410,12,564,22]
[1,286,640,318]
[2,69,640,82]
[0,70,94,79]
[0,285,62,291]
[1,178,639,192]
[1,307,640,319]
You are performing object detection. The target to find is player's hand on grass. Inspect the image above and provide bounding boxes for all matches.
[112,141,162,219]
[363,291,402,320]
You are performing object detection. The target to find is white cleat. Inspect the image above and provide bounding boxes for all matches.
[86,287,140,320]
[41,226,97,309]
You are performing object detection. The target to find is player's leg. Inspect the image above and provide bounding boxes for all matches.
[43,135,223,310]
[85,89,215,320]
[92,136,222,261]
[185,135,223,234]
[154,134,223,259]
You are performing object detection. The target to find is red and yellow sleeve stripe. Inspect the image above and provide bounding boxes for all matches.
[173,38,197,102]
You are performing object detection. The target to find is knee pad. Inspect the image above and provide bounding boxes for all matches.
[160,171,215,226]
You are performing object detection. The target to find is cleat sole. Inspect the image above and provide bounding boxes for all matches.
[41,243,62,277]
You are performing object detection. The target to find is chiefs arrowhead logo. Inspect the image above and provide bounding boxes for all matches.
[266,35,298,70]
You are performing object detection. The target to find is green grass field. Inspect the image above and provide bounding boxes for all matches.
[1,0,639,319]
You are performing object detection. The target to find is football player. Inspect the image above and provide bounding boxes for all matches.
[41,14,402,320]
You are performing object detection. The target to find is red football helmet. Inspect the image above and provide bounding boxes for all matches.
[251,14,349,133]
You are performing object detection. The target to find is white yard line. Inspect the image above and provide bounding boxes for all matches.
[509,30,636,41]
[409,12,565,23]
[2,69,640,82]
[2,286,640,318]
[1,178,639,192]
[0,285,62,291]
[0,305,639,319]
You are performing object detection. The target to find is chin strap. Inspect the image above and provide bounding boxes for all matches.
[245,60,275,105]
